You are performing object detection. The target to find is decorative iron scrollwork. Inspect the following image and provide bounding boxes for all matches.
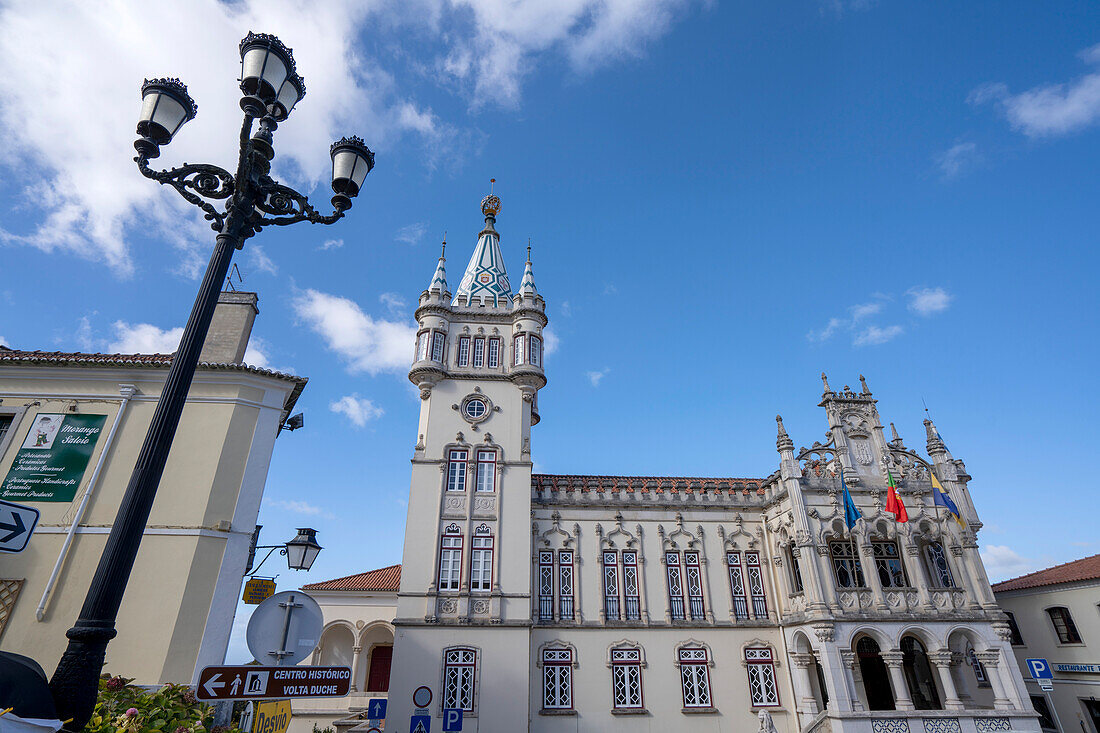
[254,181,343,228]
[136,157,234,231]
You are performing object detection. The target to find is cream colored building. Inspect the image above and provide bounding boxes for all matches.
[308,191,1043,733]
[993,555,1100,733]
[0,292,306,685]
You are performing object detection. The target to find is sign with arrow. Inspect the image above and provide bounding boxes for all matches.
[0,498,39,553]
[196,665,351,700]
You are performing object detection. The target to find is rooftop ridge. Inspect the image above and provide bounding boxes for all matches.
[302,563,402,592]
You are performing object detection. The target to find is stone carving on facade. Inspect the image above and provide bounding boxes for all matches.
[438,598,458,614]
[717,514,757,550]
[443,495,467,517]
[536,511,576,548]
[471,599,490,615]
[472,496,496,517]
[758,710,778,733]
[812,622,835,642]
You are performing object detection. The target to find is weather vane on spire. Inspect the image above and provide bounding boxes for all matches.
[481,178,501,217]
[527,238,532,263]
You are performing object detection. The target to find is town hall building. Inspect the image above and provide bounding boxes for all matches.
[299,190,1041,733]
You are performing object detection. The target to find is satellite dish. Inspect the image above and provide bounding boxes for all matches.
[246,590,324,666]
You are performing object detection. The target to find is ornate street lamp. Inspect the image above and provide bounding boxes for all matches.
[49,32,373,730]
[245,526,323,575]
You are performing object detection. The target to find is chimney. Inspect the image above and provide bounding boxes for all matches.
[199,291,259,364]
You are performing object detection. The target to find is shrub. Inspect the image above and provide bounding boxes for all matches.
[84,675,242,733]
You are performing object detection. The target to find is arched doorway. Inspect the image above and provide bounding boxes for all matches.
[856,637,894,711]
[901,636,941,710]
[318,625,355,668]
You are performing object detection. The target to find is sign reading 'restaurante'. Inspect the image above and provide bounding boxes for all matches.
[1,413,107,502]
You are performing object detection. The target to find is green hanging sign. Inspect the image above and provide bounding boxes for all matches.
[1,413,108,502]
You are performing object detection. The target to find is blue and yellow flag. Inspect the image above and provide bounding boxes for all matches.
[840,467,863,530]
[931,472,966,528]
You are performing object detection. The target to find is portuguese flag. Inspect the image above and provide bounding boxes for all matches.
[885,469,909,522]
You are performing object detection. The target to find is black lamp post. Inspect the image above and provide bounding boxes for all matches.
[48,32,373,730]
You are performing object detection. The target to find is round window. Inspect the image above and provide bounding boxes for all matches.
[463,398,487,420]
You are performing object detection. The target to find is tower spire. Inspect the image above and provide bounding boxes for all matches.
[518,238,538,297]
[454,180,512,307]
[427,234,449,296]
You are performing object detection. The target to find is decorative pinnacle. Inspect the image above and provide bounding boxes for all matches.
[821,372,833,394]
[481,178,502,217]
[890,422,900,442]
[527,238,532,263]
[776,415,794,452]
[924,418,946,454]
[859,374,870,395]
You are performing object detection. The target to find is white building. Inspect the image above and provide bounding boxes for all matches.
[307,191,1041,733]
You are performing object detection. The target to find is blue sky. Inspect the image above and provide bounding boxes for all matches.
[1,1,1098,662]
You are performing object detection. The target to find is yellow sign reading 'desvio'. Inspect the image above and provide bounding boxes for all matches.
[242,578,277,604]
[253,699,292,733]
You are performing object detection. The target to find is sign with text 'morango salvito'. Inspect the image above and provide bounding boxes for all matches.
[1,413,107,502]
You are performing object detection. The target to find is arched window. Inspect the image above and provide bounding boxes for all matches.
[677,647,712,709]
[830,540,866,588]
[442,647,477,711]
[900,636,941,710]
[542,648,574,710]
[856,637,894,711]
[457,336,470,367]
[924,541,955,588]
[438,524,463,591]
[745,647,780,707]
[610,647,644,710]
[1047,607,1082,644]
[872,540,908,588]
[787,546,804,593]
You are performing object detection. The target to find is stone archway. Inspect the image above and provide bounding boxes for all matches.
[900,636,941,710]
[856,636,894,711]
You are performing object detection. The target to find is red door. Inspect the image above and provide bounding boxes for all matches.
[366,645,393,692]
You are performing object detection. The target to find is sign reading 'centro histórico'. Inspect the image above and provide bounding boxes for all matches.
[0,413,107,502]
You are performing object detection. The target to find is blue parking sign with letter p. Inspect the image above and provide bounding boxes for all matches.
[442,709,463,731]
[1026,658,1052,679]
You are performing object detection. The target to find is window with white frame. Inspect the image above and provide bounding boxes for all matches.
[603,551,620,620]
[530,335,542,367]
[442,647,477,711]
[475,450,496,492]
[745,552,768,617]
[611,647,643,710]
[685,552,705,620]
[622,551,640,621]
[829,540,866,589]
[513,335,525,366]
[487,337,500,368]
[924,542,954,588]
[745,647,780,706]
[538,551,554,622]
[558,551,575,620]
[542,648,573,710]
[439,525,463,591]
[678,647,711,708]
[431,332,445,362]
[872,540,908,588]
[666,552,686,621]
[728,552,749,620]
[446,450,468,492]
[472,337,485,367]
[416,331,430,361]
[470,525,493,592]
[457,336,470,367]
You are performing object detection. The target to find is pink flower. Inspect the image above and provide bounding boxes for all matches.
[125,708,139,718]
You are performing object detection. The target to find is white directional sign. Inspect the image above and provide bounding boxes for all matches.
[0,499,39,553]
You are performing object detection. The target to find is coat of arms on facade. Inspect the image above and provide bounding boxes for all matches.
[851,438,873,466]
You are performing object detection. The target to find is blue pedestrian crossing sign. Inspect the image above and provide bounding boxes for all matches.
[1027,658,1052,679]
[442,708,463,731]
[366,698,387,719]
[410,714,431,733]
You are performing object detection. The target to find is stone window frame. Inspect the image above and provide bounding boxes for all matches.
[441,646,479,714]
[537,641,578,715]
[607,641,646,712]
[675,640,716,712]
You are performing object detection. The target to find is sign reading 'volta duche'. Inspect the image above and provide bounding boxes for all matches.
[1,413,107,502]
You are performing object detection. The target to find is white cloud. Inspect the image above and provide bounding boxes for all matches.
[971,43,1100,137]
[937,142,978,179]
[108,321,182,354]
[807,317,844,343]
[75,315,96,351]
[292,288,417,375]
[849,302,882,323]
[264,497,335,520]
[396,222,429,246]
[586,367,609,386]
[543,327,560,355]
[247,245,278,276]
[980,544,1039,582]
[243,339,271,369]
[560,301,573,317]
[603,284,618,295]
[853,325,903,346]
[319,238,344,251]
[330,394,385,427]
[907,286,952,316]
[379,292,408,315]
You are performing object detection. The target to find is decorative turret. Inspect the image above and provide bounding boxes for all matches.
[776,415,794,453]
[518,243,538,296]
[454,181,512,308]
[427,238,449,297]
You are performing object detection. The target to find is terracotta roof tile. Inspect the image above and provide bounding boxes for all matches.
[303,564,401,592]
[531,473,766,495]
[991,554,1100,593]
[0,349,303,382]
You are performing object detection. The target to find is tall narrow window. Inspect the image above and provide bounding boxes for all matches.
[431,332,445,362]
[728,552,749,620]
[622,551,640,621]
[538,551,554,622]
[530,335,542,367]
[745,647,780,706]
[611,648,643,710]
[925,542,954,588]
[685,552,705,620]
[558,550,575,621]
[472,337,485,367]
[1047,606,1082,644]
[872,541,908,588]
[603,551,620,620]
[439,527,463,591]
[1005,611,1025,645]
[788,547,804,593]
[666,552,685,621]
[542,649,573,710]
[678,648,711,709]
[514,335,525,366]
[966,643,989,686]
[487,337,500,368]
[416,332,430,361]
[746,551,768,618]
[470,526,493,592]
[446,450,468,492]
[442,648,476,711]
[475,450,496,492]
[830,540,866,588]
[457,336,470,367]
